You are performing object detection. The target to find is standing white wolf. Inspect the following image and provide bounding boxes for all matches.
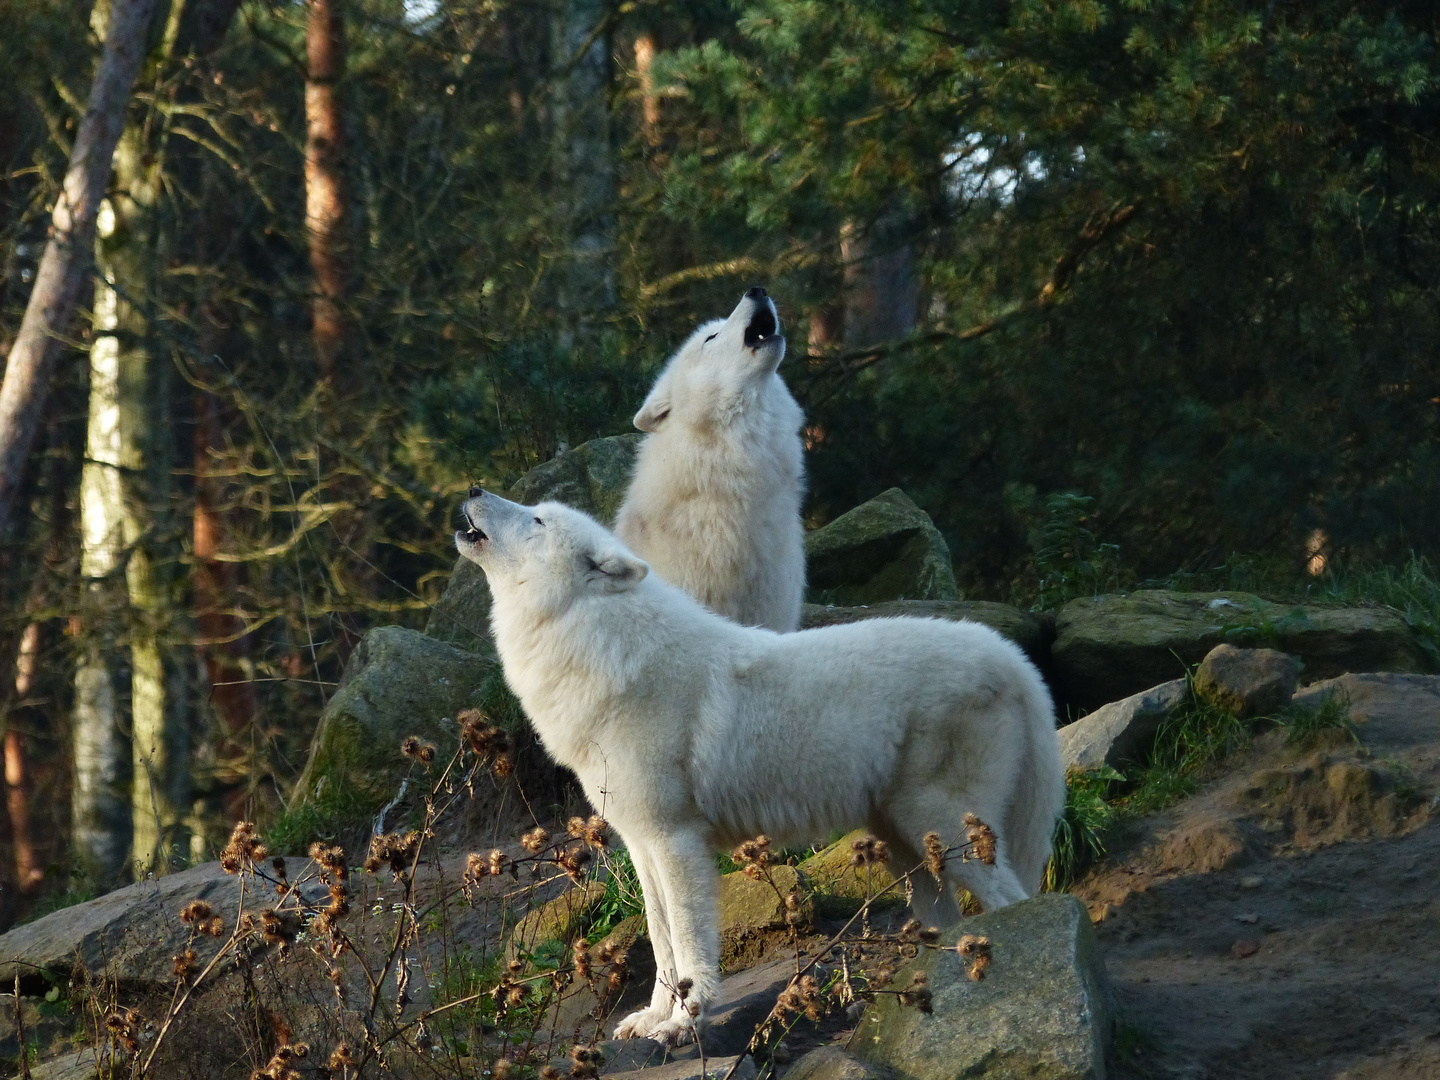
[615,286,806,632]
[455,490,1064,1046]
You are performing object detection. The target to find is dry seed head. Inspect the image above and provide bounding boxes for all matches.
[539,1068,562,1080]
[180,899,214,925]
[899,971,933,1014]
[573,939,592,979]
[329,1044,358,1069]
[220,821,267,873]
[923,831,946,880]
[401,735,422,760]
[492,1059,513,1080]
[968,953,991,981]
[521,826,550,852]
[173,947,198,980]
[964,813,997,865]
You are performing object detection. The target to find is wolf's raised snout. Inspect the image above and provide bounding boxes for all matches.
[745,285,767,300]
[468,484,484,498]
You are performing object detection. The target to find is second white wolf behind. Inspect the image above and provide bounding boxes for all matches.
[615,287,806,632]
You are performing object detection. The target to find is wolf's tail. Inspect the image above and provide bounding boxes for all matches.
[1005,664,1066,896]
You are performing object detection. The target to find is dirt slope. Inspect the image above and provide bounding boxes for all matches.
[1074,674,1440,1079]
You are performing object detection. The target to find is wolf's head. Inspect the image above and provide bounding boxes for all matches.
[455,489,650,613]
[633,287,786,433]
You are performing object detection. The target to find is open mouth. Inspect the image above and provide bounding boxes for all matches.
[459,508,488,545]
[743,301,779,348]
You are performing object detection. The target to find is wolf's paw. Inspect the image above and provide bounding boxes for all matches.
[612,1006,704,1046]
[613,1007,672,1042]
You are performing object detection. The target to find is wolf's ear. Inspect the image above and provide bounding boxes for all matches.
[585,550,650,592]
[633,393,670,433]
[633,371,673,433]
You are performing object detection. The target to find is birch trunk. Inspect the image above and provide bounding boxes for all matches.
[0,0,156,536]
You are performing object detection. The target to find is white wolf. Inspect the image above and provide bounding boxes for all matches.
[615,287,806,632]
[455,490,1064,1046]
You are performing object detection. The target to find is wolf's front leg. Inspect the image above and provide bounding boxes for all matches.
[612,830,720,1046]
[613,843,681,1040]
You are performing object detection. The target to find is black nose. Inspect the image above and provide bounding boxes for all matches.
[468,485,484,498]
[745,285,767,300]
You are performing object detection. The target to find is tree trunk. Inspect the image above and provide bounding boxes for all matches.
[633,31,660,145]
[74,0,195,883]
[840,214,920,348]
[552,0,616,331]
[305,0,353,386]
[3,624,44,899]
[0,0,157,537]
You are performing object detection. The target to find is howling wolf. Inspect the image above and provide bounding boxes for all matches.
[615,287,805,632]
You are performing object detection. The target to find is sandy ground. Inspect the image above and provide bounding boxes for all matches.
[1074,674,1440,1080]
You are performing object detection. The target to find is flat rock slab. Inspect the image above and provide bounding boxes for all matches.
[604,1054,756,1080]
[805,489,958,606]
[1052,590,1433,712]
[1059,679,1187,773]
[601,955,807,1069]
[850,893,1110,1080]
[0,861,326,987]
[800,600,1047,663]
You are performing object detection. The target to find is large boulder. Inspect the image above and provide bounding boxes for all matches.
[805,489,959,606]
[801,600,1047,664]
[1194,643,1301,719]
[797,830,904,917]
[0,861,327,988]
[851,893,1111,1080]
[286,626,499,833]
[425,434,642,651]
[717,866,813,969]
[1058,679,1187,774]
[1052,590,1433,712]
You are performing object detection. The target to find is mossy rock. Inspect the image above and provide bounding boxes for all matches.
[796,830,904,917]
[506,881,608,962]
[281,627,501,849]
[805,489,958,606]
[801,600,1047,665]
[1052,590,1435,713]
[717,865,813,969]
[851,894,1110,1080]
[425,435,642,652]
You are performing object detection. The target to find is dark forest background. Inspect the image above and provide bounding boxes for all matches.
[2,0,1439,924]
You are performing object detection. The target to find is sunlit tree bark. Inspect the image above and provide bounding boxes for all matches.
[0,0,157,537]
[305,0,353,386]
[840,215,919,348]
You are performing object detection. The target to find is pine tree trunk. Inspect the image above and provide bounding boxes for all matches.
[0,0,157,536]
[4,624,44,898]
[305,0,352,386]
[840,214,920,348]
[633,31,660,145]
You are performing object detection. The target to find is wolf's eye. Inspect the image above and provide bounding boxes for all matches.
[703,333,718,343]
[534,516,544,525]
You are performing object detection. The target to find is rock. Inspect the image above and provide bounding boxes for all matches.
[603,1054,757,1080]
[287,626,499,827]
[426,435,642,651]
[787,1046,895,1080]
[1058,679,1187,773]
[805,489,958,606]
[800,600,1047,663]
[548,913,656,1040]
[1051,590,1433,712]
[716,867,812,969]
[850,893,1110,1080]
[507,881,608,962]
[0,861,327,988]
[1,994,72,1064]
[1194,644,1301,718]
[1153,817,1251,874]
[796,831,903,917]
[601,955,812,1068]
[28,1053,103,1080]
